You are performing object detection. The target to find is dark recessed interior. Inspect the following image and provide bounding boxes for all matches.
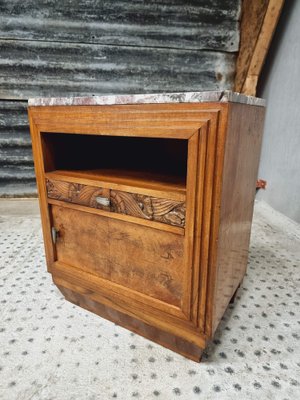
[41,133,188,182]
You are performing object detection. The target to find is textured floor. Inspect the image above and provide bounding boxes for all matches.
[0,200,299,400]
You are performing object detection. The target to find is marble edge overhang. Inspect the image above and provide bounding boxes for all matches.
[28,90,266,107]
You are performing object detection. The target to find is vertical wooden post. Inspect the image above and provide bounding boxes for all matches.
[235,0,285,95]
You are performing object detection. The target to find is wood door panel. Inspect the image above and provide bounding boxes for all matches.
[51,205,185,306]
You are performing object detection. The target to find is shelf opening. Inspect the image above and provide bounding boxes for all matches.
[41,132,188,193]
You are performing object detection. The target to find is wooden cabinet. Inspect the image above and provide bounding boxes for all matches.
[28,91,265,361]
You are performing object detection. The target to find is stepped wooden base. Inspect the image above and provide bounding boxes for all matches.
[57,284,203,362]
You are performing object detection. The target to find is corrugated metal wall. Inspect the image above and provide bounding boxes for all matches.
[0,0,241,196]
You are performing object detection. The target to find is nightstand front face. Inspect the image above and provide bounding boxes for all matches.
[28,103,226,340]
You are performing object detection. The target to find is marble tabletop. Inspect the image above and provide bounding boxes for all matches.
[28,90,266,107]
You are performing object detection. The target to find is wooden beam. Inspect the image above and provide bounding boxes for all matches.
[235,0,285,96]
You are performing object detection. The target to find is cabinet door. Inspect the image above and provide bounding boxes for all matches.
[51,205,185,307]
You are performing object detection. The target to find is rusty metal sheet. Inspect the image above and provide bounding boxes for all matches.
[0,101,36,197]
[0,39,236,100]
[0,0,241,51]
[0,0,241,196]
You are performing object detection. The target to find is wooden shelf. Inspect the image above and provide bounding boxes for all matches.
[45,168,186,201]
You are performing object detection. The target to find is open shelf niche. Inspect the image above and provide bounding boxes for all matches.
[41,132,188,195]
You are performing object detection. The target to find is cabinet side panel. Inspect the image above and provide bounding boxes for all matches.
[211,103,265,335]
[28,109,55,269]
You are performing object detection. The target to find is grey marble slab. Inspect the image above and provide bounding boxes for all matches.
[28,90,266,107]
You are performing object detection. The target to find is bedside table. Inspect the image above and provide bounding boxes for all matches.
[28,91,265,361]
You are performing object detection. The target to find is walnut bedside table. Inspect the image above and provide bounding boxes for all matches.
[28,91,265,361]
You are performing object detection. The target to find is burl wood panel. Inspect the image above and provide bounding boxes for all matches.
[47,178,186,227]
[51,205,184,306]
[209,103,265,335]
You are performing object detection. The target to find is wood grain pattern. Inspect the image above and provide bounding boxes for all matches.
[46,178,186,227]
[28,100,265,361]
[110,190,185,227]
[241,0,285,95]
[57,284,203,362]
[235,0,284,95]
[28,113,55,271]
[47,198,184,236]
[46,179,110,211]
[45,169,186,202]
[235,0,269,93]
[51,205,184,306]
[51,261,206,346]
[207,103,266,335]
